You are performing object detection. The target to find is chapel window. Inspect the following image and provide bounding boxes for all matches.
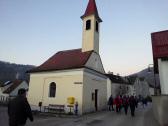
[49,82,56,97]
[96,21,99,32]
[86,20,91,30]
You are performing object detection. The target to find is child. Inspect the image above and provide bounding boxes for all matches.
[74,101,78,115]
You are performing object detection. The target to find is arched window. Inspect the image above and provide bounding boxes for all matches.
[86,20,91,30]
[49,82,56,97]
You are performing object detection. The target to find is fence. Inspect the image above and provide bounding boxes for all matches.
[0,95,9,103]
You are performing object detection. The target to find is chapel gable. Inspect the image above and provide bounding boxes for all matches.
[85,52,105,74]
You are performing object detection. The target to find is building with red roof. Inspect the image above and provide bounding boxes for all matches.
[151,30,168,126]
[151,30,168,94]
[0,80,28,99]
[28,0,108,115]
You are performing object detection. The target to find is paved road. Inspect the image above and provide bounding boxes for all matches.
[0,105,8,126]
[0,104,160,126]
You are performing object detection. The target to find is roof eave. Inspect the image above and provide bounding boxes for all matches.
[81,14,102,22]
[28,66,85,73]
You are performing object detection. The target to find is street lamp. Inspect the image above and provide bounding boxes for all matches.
[148,64,157,95]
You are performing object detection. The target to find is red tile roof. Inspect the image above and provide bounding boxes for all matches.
[151,30,168,73]
[29,49,93,73]
[3,80,22,94]
[81,0,102,22]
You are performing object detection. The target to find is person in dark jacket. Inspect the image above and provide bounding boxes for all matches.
[8,88,33,126]
[123,95,129,115]
[107,95,114,111]
[129,96,136,117]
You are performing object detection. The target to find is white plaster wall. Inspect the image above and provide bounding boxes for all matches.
[0,87,9,97]
[94,30,99,53]
[152,95,168,126]
[10,81,28,97]
[28,69,84,114]
[149,87,154,95]
[85,52,105,73]
[0,88,3,96]
[28,68,107,115]
[82,69,107,113]
[111,83,121,98]
[28,74,44,106]
[158,59,168,94]
[107,78,112,101]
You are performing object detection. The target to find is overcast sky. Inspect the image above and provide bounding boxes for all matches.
[0,0,168,76]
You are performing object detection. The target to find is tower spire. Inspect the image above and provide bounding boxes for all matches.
[81,0,102,22]
[81,0,102,53]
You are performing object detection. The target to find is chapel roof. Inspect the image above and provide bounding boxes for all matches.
[29,49,93,73]
[81,0,102,22]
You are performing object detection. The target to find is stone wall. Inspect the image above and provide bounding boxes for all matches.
[152,95,168,126]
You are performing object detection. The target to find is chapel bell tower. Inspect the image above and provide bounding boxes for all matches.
[81,0,102,54]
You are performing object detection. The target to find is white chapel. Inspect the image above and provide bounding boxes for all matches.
[28,0,107,115]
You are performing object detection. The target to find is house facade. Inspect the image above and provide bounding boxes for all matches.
[106,73,134,99]
[151,30,168,94]
[3,80,28,97]
[28,0,107,115]
[0,80,28,102]
[151,30,168,126]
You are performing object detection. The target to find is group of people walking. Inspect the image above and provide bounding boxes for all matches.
[108,95,138,117]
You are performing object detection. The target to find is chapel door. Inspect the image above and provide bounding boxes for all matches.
[95,89,98,111]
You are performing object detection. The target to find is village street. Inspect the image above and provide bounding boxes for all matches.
[0,104,160,126]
